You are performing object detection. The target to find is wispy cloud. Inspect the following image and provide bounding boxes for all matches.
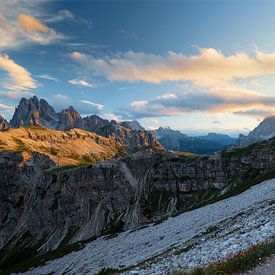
[36,74,58,82]
[0,1,63,51]
[69,79,94,88]
[0,103,14,111]
[118,29,142,40]
[45,9,93,28]
[80,100,104,110]
[0,54,37,91]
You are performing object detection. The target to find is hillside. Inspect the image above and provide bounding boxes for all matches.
[0,126,126,166]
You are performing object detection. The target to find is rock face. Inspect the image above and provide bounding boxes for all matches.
[0,137,274,269]
[235,116,275,147]
[9,96,162,151]
[0,116,9,131]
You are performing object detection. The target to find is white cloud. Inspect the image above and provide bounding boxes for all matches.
[69,79,94,88]
[36,74,58,82]
[131,100,148,110]
[102,113,122,121]
[80,100,104,110]
[0,54,37,91]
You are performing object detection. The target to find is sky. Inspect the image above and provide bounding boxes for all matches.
[1,1,275,136]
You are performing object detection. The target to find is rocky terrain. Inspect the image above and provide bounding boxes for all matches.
[0,137,275,272]
[9,96,161,151]
[0,127,126,166]
[22,179,275,274]
[235,115,275,147]
[150,127,235,154]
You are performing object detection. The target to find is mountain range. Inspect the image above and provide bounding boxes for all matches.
[150,127,236,154]
[6,96,162,152]
[1,96,275,155]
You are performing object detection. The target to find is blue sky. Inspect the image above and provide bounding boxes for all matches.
[1,1,275,135]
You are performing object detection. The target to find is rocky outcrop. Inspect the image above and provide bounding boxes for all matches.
[0,137,274,270]
[0,116,9,131]
[9,96,162,151]
[235,116,275,147]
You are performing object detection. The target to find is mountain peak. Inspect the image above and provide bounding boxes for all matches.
[235,115,275,147]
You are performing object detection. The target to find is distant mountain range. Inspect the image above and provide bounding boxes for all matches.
[5,96,162,151]
[150,127,236,154]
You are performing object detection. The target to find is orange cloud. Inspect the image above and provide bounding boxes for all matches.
[18,13,50,33]
[73,49,275,88]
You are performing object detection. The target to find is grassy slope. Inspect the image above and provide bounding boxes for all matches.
[0,126,126,166]
[178,240,275,275]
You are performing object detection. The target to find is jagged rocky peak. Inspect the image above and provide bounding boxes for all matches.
[120,120,144,131]
[10,95,57,128]
[235,115,275,147]
[83,115,110,132]
[57,105,83,130]
[0,115,9,131]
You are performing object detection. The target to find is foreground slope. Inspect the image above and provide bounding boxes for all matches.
[0,126,125,166]
[24,179,275,274]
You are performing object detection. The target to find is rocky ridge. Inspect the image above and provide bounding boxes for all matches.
[9,96,161,151]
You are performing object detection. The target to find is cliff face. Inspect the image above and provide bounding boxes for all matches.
[0,138,274,269]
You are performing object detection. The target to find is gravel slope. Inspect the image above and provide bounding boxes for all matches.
[24,179,275,275]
